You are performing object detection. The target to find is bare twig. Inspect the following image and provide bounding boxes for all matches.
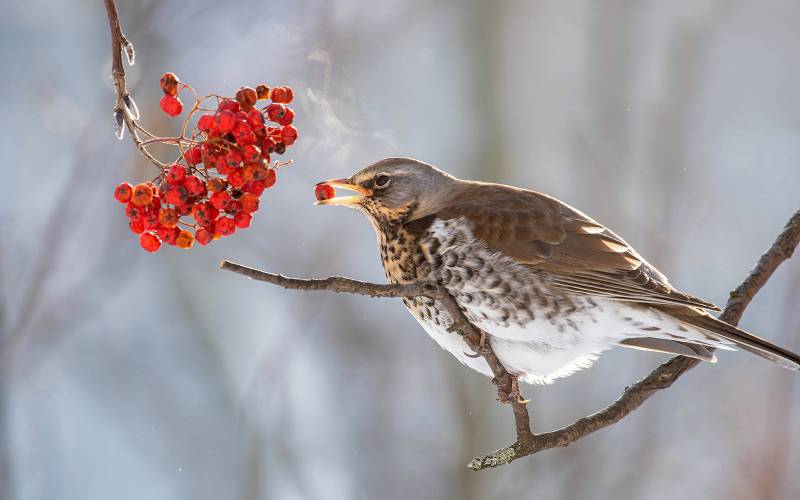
[221,208,800,470]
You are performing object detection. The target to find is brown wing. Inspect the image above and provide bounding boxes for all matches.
[435,182,721,311]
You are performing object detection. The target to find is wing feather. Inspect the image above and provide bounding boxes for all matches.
[434,182,721,311]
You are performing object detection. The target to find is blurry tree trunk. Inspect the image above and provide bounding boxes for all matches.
[0,373,12,500]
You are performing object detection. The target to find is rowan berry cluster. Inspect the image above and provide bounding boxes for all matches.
[114,72,299,252]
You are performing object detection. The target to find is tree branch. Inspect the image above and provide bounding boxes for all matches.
[220,260,535,447]
[104,0,165,168]
[221,208,800,470]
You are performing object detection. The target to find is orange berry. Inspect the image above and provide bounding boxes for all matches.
[131,183,154,206]
[158,208,179,228]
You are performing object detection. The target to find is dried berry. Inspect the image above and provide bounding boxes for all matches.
[256,84,271,100]
[207,178,227,193]
[235,86,258,112]
[160,72,180,97]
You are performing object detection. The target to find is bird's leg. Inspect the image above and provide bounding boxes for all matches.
[478,328,488,351]
[463,329,490,358]
[495,375,530,405]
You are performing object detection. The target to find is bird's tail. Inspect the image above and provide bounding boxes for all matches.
[671,309,800,371]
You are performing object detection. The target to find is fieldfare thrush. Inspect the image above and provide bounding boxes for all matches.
[316,158,800,385]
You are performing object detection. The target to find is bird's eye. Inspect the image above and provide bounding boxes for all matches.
[374,175,390,188]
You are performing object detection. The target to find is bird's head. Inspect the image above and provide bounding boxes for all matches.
[315,158,458,226]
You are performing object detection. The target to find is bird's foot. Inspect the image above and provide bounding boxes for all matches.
[494,376,530,405]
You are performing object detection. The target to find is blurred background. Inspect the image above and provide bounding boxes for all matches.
[1,0,799,498]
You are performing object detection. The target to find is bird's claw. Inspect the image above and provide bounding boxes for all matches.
[494,376,529,405]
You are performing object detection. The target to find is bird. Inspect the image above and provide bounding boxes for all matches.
[315,157,800,392]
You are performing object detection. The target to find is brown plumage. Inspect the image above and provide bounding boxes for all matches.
[316,158,800,383]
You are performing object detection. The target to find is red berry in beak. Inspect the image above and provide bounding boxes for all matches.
[315,184,336,201]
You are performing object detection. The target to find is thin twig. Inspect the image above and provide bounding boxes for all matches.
[221,209,800,470]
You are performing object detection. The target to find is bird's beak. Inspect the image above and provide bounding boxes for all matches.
[314,178,372,206]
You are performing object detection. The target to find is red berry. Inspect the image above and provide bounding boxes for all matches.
[215,110,236,134]
[247,108,265,130]
[218,99,239,113]
[160,94,183,117]
[157,227,180,245]
[139,232,161,252]
[270,86,293,104]
[263,136,277,153]
[165,164,187,185]
[225,148,243,168]
[227,169,246,189]
[244,180,266,196]
[195,228,213,245]
[198,114,215,132]
[263,168,277,188]
[176,202,193,216]
[241,144,261,163]
[125,202,143,219]
[277,107,295,126]
[142,210,161,230]
[191,203,213,226]
[183,176,206,196]
[281,125,298,145]
[315,183,336,201]
[129,217,145,234]
[214,217,236,236]
[210,191,232,210]
[266,103,286,122]
[114,182,133,203]
[226,200,243,215]
[165,185,189,205]
[183,146,202,165]
[234,212,252,228]
[233,122,256,145]
[160,72,180,96]
[131,183,154,206]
